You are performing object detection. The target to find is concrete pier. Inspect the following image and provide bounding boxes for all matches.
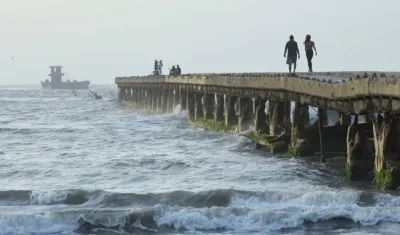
[116,72,400,190]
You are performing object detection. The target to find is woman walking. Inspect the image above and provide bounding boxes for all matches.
[304,35,317,72]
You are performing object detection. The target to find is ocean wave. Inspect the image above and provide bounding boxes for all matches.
[1,189,400,234]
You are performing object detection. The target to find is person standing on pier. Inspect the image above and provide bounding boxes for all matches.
[284,35,300,75]
[154,60,159,75]
[304,35,318,72]
[159,60,163,75]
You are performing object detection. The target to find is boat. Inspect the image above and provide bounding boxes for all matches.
[41,66,90,90]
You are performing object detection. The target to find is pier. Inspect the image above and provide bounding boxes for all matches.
[115,72,400,190]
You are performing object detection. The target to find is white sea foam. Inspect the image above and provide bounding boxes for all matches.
[29,190,68,204]
[153,190,400,232]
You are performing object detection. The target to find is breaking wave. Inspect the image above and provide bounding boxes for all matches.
[1,188,400,234]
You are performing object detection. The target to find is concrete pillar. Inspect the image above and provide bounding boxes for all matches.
[180,88,187,111]
[194,93,203,120]
[214,94,224,122]
[336,112,351,126]
[186,91,195,121]
[237,97,253,132]
[160,89,168,113]
[150,88,156,112]
[141,89,146,108]
[290,102,313,157]
[224,95,238,126]
[156,89,162,113]
[372,113,400,190]
[254,98,268,133]
[172,90,177,112]
[202,93,214,119]
[283,101,291,125]
[317,107,326,162]
[318,108,328,127]
[301,104,310,125]
[166,89,174,113]
[147,89,153,111]
[363,114,373,124]
[269,101,285,136]
[345,114,373,181]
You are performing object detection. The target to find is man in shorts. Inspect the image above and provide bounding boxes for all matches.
[284,35,300,75]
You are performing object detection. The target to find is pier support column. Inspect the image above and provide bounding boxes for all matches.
[161,89,168,113]
[144,89,149,108]
[166,89,174,113]
[268,101,289,153]
[180,88,187,111]
[151,88,156,112]
[214,94,224,122]
[336,112,351,126]
[172,90,178,112]
[194,93,203,120]
[237,97,253,132]
[186,91,195,121]
[156,89,162,113]
[254,98,268,133]
[290,102,313,157]
[268,101,286,136]
[141,89,146,108]
[224,95,238,126]
[202,93,214,120]
[130,88,134,102]
[317,107,326,162]
[147,88,153,111]
[345,114,373,181]
[372,113,400,190]
[316,108,328,127]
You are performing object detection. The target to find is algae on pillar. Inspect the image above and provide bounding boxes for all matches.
[372,113,400,190]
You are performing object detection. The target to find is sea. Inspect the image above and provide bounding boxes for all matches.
[1,84,400,235]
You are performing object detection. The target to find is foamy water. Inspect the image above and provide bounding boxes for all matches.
[0,85,398,234]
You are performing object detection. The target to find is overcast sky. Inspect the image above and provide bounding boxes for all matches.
[0,0,398,85]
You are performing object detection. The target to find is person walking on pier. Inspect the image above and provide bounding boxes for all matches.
[284,35,300,75]
[304,35,318,72]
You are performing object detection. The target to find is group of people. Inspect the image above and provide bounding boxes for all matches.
[169,65,181,75]
[284,34,317,74]
[153,60,163,75]
[152,59,181,76]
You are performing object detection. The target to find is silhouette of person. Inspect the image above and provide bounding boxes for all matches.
[304,35,318,72]
[284,35,300,75]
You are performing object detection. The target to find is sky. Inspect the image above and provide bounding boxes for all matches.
[0,0,399,85]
